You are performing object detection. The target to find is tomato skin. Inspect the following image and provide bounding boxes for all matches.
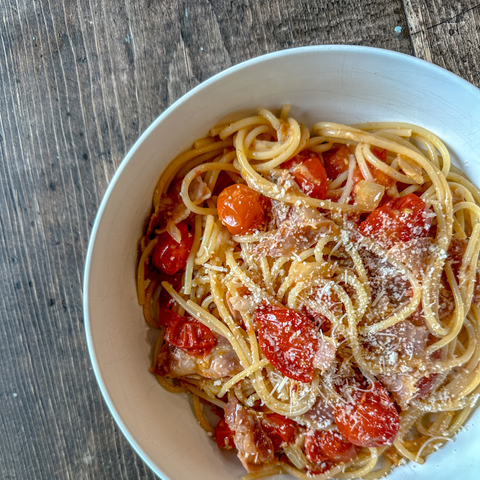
[323,145,352,180]
[256,305,318,383]
[215,419,235,450]
[371,146,387,162]
[334,382,400,448]
[217,184,265,235]
[305,431,357,463]
[304,431,329,463]
[283,152,328,200]
[318,431,357,462]
[261,414,297,450]
[164,313,216,358]
[358,193,432,249]
[152,222,193,275]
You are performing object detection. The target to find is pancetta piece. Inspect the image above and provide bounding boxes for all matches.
[146,177,211,239]
[224,398,275,473]
[250,205,339,258]
[159,334,242,379]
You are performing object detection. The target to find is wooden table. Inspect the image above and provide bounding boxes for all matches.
[0,1,478,478]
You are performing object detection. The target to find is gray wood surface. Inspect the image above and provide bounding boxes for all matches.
[0,1,478,479]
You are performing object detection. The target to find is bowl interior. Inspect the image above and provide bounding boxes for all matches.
[84,46,480,480]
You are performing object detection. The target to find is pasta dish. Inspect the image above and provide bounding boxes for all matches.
[137,106,480,479]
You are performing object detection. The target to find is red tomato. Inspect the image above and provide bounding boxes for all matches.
[323,145,352,180]
[164,313,216,358]
[334,382,400,447]
[256,305,318,383]
[305,430,357,463]
[261,414,297,450]
[358,193,432,249]
[371,146,387,162]
[308,462,334,476]
[215,419,235,450]
[152,222,193,275]
[416,374,438,399]
[304,431,329,463]
[318,431,357,462]
[283,152,328,200]
[217,184,266,235]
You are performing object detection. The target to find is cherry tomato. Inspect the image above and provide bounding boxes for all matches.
[416,374,438,399]
[304,431,328,463]
[334,382,400,447]
[318,431,357,462]
[261,413,297,450]
[371,146,387,162]
[256,305,318,383]
[283,152,328,200]
[215,418,235,450]
[152,222,193,275]
[308,461,334,476]
[217,184,265,235]
[358,193,432,249]
[323,145,352,180]
[164,312,216,358]
[305,430,357,463]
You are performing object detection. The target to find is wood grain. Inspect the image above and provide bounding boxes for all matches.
[0,0,477,479]
[403,0,480,86]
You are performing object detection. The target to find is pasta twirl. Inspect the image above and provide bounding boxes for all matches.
[137,107,480,480]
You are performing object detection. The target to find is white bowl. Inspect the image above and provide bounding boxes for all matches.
[84,46,480,480]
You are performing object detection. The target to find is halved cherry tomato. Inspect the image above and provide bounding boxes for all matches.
[334,382,400,447]
[308,461,334,476]
[283,152,328,200]
[416,374,438,399]
[305,431,357,463]
[261,413,297,451]
[256,304,318,383]
[358,193,432,249]
[323,145,352,180]
[215,418,235,450]
[152,222,193,275]
[318,431,357,462]
[164,312,216,358]
[304,431,328,463]
[217,184,265,235]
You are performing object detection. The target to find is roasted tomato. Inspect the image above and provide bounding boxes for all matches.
[256,305,318,383]
[358,193,432,249]
[283,151,328,200]
[318,431,357,462]
[323,145,352,180]
[163,311,216,358]
[215,418,235,450]
[305,430,357,463]
[261,413,297,450]
[334,382,400,447]
[217,184,266,235]
[152,222,193,275]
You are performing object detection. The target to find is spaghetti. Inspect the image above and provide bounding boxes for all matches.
[137,106,480,479]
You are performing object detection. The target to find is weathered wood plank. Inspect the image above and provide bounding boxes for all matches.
[403,0,480,86]
[0,0,475,479]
